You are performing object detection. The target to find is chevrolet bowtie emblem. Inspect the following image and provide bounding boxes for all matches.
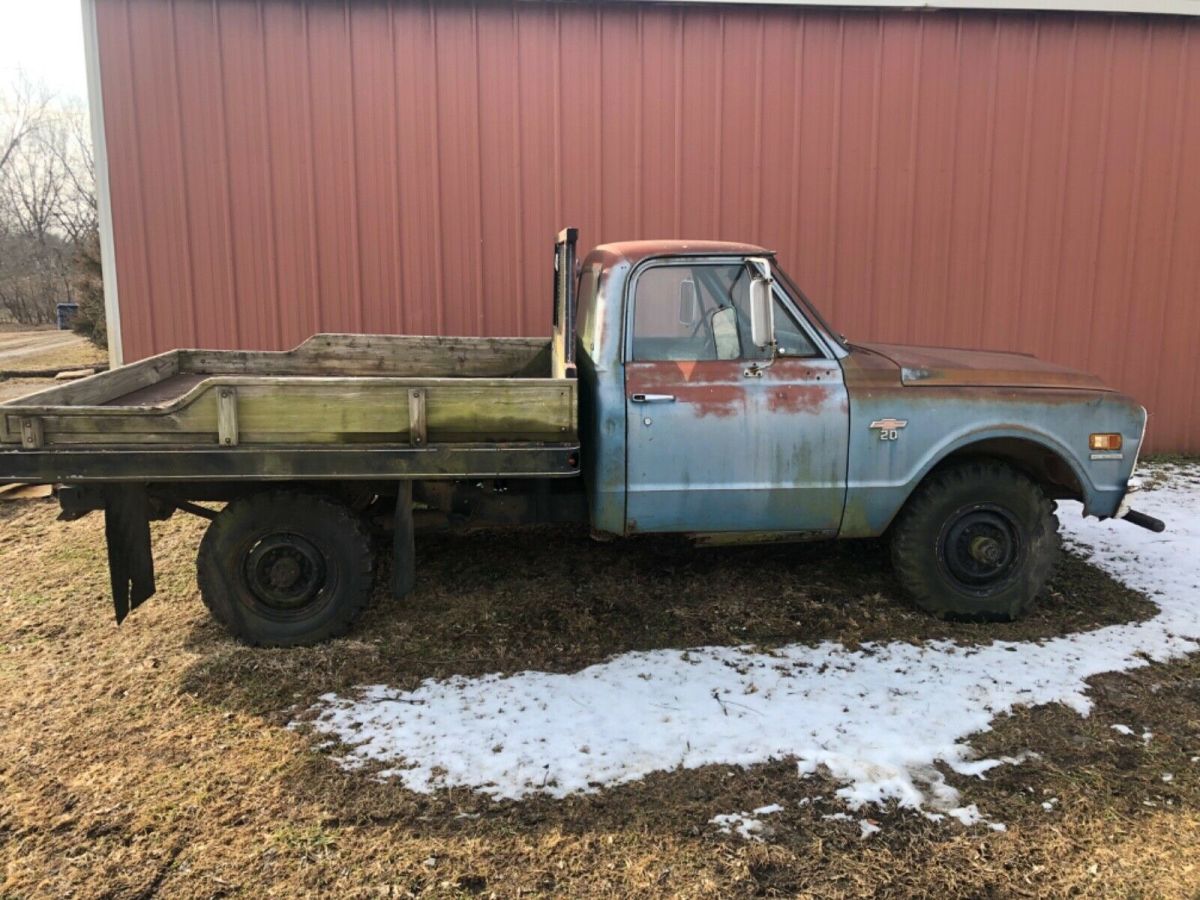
[870,418,908,441]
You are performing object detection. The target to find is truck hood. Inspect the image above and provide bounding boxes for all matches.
[852,342,1110,391]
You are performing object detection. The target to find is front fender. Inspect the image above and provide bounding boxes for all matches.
[839,390,1145,538]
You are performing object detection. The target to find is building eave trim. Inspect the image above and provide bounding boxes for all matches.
[81,0,124,367]
[627,0,1200,17]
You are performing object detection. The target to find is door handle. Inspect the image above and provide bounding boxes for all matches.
[630,393,676,403]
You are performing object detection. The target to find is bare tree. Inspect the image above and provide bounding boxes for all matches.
[0,72,52,176]
[2,129,67,241]
[0,75,99,331]
[50,100,98,243]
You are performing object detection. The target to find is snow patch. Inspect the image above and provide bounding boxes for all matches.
[297,467,1200,822]
[710,804,783,841]
[752,803,784,815]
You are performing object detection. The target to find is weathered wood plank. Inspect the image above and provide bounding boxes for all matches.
[424,383,573,441]
[40,431,220,446]
[20,379,576,447]
[180,335,550,379]
[110,373,208,407]
[2,357,578,449]
[234,384,413,436]
[0,351,179,409]
[26,392,220,435]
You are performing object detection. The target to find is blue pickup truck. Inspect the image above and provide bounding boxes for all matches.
[0,229,1159,645]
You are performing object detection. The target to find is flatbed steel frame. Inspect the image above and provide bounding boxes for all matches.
[0,442,580,483]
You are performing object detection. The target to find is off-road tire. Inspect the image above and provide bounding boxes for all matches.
[889,461,1060,621]
[197,491,375,646]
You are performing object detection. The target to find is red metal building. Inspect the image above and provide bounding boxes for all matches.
[82,0,1200,451]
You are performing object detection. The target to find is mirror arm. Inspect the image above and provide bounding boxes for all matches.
[743,342,779,378]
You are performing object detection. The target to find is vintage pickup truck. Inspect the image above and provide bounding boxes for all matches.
[0,230,1161,645]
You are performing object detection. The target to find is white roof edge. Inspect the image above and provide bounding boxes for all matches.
[81,0,124,367]
[636,0,1200,16]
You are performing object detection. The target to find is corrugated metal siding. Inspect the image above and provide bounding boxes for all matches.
[95,0,1200,451]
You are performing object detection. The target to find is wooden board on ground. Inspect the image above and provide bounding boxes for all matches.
[0,483,53,500]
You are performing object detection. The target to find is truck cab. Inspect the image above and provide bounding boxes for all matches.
[576,239,852,539]
[567,234,1153,621]
[576,238,1146,531]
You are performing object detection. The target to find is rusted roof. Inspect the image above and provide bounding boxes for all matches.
[588,240,773,267]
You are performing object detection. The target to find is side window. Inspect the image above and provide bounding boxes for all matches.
[632,263,744,362]
[631,261,822,362]
[633,265,717,361]
[738,294,820,360]
[772,298,820,358]
[576,264,603,357]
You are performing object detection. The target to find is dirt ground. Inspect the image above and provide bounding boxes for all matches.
[0,331,108,403]
[1,472,1198,899]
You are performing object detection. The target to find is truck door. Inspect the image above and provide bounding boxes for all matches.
[623,258,849,535]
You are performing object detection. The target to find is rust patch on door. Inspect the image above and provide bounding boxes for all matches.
[626,361,747,418]
[765,384,837,415]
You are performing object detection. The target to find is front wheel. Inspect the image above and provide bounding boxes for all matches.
[197,491,375,646]
[889,462,1060,621]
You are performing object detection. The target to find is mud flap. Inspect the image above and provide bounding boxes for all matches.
[104,485,156,623]
[391,481,415,599]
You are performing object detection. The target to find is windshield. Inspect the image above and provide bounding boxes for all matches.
[773,264,849,351]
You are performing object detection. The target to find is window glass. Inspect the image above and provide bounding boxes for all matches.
[737,292,820,360]
[772,298,820,358]
[632,263,744,361]
[576,264,603,356]
[631,262,821,361]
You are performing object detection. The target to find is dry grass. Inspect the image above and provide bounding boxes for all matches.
[0,331,108,402]
[0,495,1198,897]
[0,378,61,403]
[0,324,55,334]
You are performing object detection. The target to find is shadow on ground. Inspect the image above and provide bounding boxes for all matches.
[3,498,1197,898]
[177,524,1155,719]
[169,524,1197,899]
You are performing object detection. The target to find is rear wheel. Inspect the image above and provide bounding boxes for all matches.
[889,461,1060,620]
[197,491,375,646]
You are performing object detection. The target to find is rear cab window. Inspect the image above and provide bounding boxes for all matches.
[576,263,604,358]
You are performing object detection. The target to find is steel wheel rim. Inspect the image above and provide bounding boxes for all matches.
[937,503,1023,594]
[242,533,331,617]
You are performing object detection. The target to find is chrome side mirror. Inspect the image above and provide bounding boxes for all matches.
[746,257,775,350]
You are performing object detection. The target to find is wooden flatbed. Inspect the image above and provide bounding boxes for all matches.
[0,333,580,483]
[0,228,586,644]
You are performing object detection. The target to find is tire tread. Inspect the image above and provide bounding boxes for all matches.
[890,461,1060,621]
[197,491,374,646]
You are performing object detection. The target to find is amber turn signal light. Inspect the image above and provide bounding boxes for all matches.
[1089,433,1123,452]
